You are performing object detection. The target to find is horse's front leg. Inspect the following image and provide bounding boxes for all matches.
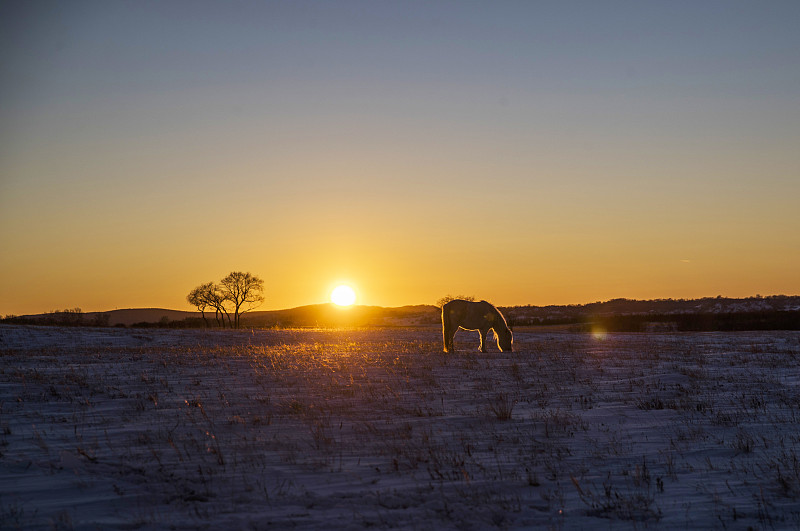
[479,329,489,353]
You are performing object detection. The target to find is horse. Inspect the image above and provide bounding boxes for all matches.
[441,299,513,353]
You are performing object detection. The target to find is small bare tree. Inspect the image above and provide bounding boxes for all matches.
[219,271,264,328]
[187,285,211,327]
[207,284,232,328]
[187,281,232,328]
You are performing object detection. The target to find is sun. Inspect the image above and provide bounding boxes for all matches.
[331,284,357,307]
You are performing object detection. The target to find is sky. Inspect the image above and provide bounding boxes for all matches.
[1,1,799,315]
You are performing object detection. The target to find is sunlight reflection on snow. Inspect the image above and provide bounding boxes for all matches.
[591,326,607,340]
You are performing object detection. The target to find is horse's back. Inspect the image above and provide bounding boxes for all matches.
[443,299,495,330]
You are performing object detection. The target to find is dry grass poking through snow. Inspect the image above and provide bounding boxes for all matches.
[2,325,800,529]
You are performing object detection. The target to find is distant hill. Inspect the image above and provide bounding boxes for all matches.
[241,304,439,328]
[5,295,800,331]
[7,304,441,328]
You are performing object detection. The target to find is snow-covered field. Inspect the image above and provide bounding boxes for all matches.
[2,324,800,530]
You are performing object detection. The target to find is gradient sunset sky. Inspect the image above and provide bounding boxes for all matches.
[2,1,799,315]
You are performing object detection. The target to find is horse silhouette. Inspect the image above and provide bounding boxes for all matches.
[441,299,512,353]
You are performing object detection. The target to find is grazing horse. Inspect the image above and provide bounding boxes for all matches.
[442,299,513,353]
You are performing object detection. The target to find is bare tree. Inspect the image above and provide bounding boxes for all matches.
[187,281,232,328]
[219,271,264,328]
[206,284,232,328]
[187,285,210,327]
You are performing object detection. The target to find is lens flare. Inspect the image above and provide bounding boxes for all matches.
[591,325,607,341]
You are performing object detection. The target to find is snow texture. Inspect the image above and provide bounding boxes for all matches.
[2,324,800,529]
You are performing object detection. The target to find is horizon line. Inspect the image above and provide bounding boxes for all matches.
[9,293,800,318]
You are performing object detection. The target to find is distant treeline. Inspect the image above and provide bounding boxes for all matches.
[125,318,207,329]
[571,311,800,332]
[504,295,800,322]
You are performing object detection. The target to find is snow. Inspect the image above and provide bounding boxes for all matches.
[2,324,800,529]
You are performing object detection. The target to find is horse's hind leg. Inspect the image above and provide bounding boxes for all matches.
[445,328,456,353]
[444,328,457,353]
[442,312,454,353]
